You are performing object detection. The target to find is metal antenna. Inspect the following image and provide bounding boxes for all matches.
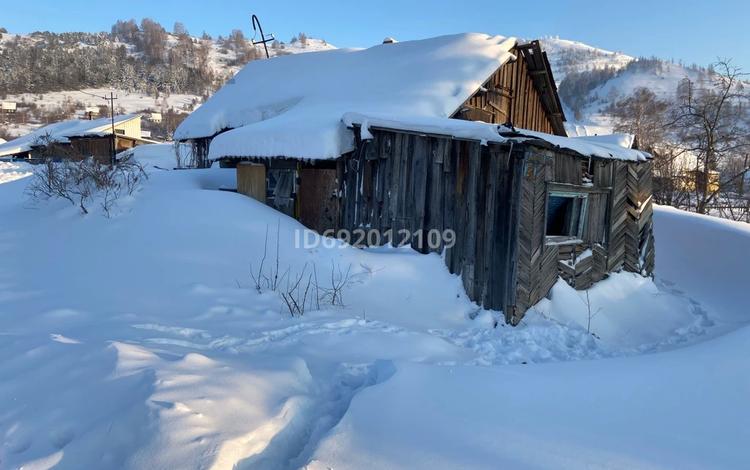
[251,14,275,59]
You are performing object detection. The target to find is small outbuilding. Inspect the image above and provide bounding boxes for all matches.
[0,114,156,162]
[0,102,17,114]
[174,33,654,323]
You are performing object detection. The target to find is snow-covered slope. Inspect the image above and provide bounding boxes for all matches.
[0,150,747,468]
[538,37,714,136]
[565,60,707,136]
[0,30,335,138]
[540,37,634,83]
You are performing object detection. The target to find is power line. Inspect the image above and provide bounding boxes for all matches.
[76,89,110,100]
[75,89,119,164]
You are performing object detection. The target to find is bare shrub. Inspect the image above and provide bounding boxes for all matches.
[317,261,355,307]
[249,222,359,317]
[280,262,316,317]
[26,141,147,216]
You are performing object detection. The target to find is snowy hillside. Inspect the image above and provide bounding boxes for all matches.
[0,149,748,468]
[538,37,721,137]
[0,28,334,138]
[0,26,726,140]
[562,59,708,136]
[540,37,634,83]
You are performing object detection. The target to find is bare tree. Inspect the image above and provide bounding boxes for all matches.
[248,223,359,316]
[609,88,690,205]
[670,59,749,214]
[610,88,670,150]
[172,22,188,37]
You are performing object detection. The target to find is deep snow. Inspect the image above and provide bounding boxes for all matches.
[0,153,747,469]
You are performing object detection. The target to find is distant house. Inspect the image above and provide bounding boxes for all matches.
[175,33,655,323]
[0,114,158,162]
[1,102,17,114]
[147,112,163,124]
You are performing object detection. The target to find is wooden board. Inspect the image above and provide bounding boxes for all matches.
[236,162,266,202]
[298,168,339,233]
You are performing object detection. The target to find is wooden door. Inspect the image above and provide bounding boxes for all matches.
[298,168,339,233]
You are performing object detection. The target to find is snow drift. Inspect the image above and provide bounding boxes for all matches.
[0,154,747,469]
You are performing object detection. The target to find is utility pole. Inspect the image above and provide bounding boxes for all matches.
[77,89,118,165]
[108,92,118,165]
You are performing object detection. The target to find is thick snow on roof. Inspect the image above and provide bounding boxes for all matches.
[571,133,635,149]
[0,114,139,157]
[512,128,651,161]
[343,112,508,145]
[175,33,517,160]
[345,113,651,162]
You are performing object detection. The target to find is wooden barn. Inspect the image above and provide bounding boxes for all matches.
[0,114,155,163]
[339,117,654,323]
[174,33,655,323]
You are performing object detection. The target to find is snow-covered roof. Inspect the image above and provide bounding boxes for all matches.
[344,112,651,162]
[342,113,508,145]
[0,114,140,157]
[512,129,650,161]
[175,33,518,160]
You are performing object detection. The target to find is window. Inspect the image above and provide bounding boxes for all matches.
[115,129,125,135]
[545,192,588,239]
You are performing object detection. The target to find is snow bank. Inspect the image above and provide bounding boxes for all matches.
[175,33,517,160]
[310,325,750,470]
[0,160,33,184]
[653,205,750,327]
[120,142,192,169]
[0,147,747,469]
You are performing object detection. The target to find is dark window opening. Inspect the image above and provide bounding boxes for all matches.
[546,193,587,238]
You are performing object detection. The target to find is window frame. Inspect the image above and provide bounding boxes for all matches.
[544,190,589,241]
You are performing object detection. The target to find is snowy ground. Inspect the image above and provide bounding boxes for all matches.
[0,151,747,469]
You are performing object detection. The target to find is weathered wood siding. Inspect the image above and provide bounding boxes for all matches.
[337,129,525,315]
[513,151,558,322]
[298,168,340,233]
[334,132,655,324]
[236,162,266,202]
[513,147,655,319]
[453,45,565,136]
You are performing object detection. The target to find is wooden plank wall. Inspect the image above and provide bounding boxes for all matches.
[514,148,655,320]
[624,161,655,274]
[335,133,655,324]
[599,159,655,276]
[298,168,340,233]
[456,47,559,135]
[236,162,266,202]
[513,152,558,323]
[337,129,524,315]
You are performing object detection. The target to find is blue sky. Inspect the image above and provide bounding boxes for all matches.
[3,0,749,69]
